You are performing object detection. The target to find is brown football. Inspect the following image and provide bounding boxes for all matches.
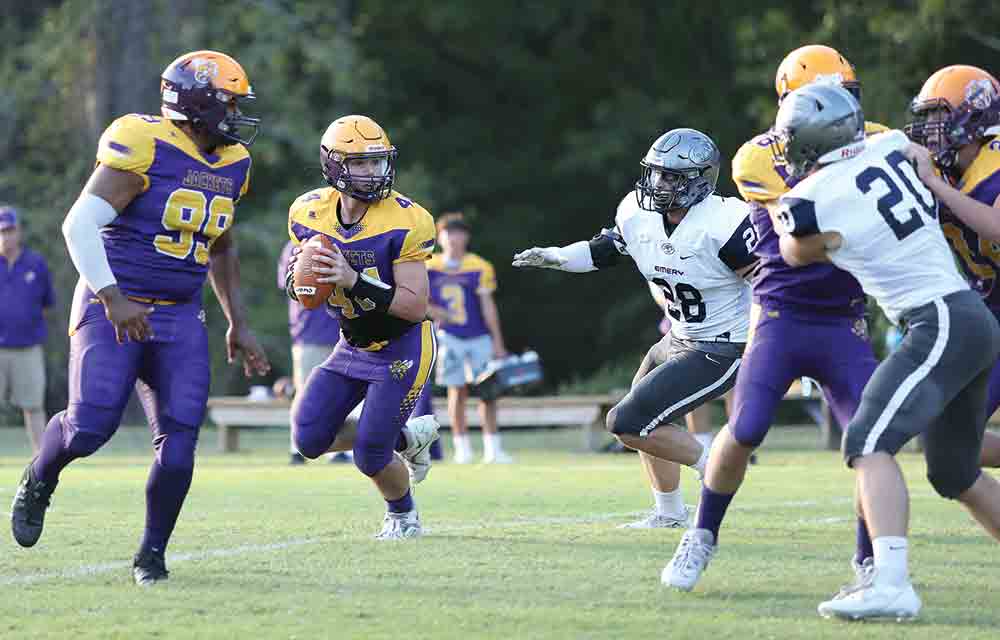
[293,235,336,309]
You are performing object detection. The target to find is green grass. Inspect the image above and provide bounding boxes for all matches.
[0,426,998,639]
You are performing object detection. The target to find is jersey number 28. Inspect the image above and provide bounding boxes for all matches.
[652,278,706,323]
[855,150,937,241]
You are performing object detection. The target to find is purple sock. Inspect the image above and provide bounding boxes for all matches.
[855,517,873,564]
[386,490,414,514]
[695,486,735,543]
[429,438,443,461]
[139,458,194,554]
[32,413,75,486]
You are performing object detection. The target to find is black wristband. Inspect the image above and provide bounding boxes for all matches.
[284,270,299,302]
[347,272,395,313]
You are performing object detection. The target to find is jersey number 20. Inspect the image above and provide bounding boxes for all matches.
[855,150,937,241]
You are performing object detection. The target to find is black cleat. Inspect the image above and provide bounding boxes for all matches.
[133,548,169,586]
[11,462,54,548]
[289,452,306,465]
[328,452,352,464]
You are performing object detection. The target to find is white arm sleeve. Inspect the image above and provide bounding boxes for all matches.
[555,241,597,273]
[62,193,119,293]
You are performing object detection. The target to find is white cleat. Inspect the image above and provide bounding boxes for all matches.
[662,528,715,591]
[817,571,921,621]
[831,556,874,600]
[618,508,689,529]
[453,449,474,464]
[482,449,515,464]
[374,509,423,540]
[399,415,440,484]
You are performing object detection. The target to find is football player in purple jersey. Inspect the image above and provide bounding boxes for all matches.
[10,51,269,585]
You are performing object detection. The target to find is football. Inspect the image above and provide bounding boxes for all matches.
[293,235,335,309]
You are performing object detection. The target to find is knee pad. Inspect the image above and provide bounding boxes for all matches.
[730,420,767,449]
[152,425,198,474]
[62,406,118,458]
[927,466,980,500]
[353,436,394,477]
[605,406,620,435]
[607,401,654,437]
[291,407,335,459]
[293,430,333,460]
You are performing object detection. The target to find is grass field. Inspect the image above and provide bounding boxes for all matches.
[1,425,998,639]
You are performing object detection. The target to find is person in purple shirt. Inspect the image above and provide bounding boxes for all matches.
[275,240,343,464]
[0,206,54,452]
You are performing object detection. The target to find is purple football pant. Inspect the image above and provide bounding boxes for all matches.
[411,381,433,417]
[293,321,437,477]
[730,306,879,448]
[32,298,208,552]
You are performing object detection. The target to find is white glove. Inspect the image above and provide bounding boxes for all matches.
[512,247,567,269]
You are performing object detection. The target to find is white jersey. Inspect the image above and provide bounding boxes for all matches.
[778,130,968,324]
[610,192,755,342]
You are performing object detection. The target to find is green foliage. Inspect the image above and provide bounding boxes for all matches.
[3,0,1000,412]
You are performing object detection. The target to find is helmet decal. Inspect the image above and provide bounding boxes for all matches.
[193,59,219,84]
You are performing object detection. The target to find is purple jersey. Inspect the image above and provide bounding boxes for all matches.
[940,138,1000,308]
[748,202,865,314]
[426,252,496,339]
[277,240,341,345]
[94,114,251,302]
[732,125,888,316]
[287,187,435,349]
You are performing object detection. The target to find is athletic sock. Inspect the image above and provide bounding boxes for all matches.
[652,487,685,516]
[386,490,414,514]
[695,486,735,544]
[140,458,194,555]
[872,536,909,586]
[32,412,75,486]
[483,431,502,457]
[692,441,710,478]
[693,431,714,451]
[855,517,874,564]
[453,433,471,457]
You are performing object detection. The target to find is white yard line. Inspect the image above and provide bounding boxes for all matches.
[0,496,864,586]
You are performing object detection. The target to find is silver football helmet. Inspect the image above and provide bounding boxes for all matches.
[636,128,720,212]
[772,82,865,178]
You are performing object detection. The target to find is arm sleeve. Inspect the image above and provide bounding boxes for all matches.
[776,197,821,237]
[95,116,156,191]
[62,193,119,293]
[588,226,628,269]
[718,215,759,271]
[396,208,436,263]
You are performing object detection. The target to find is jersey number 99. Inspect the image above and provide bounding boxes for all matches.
[154,188,233,265]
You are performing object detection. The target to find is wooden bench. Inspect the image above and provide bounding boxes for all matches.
[206,394,623,453]
[207,379,832,453]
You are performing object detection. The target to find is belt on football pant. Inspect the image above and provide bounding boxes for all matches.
[89,296,178,306]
